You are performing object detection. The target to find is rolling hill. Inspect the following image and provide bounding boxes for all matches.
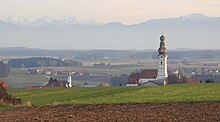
[7,83,220,106]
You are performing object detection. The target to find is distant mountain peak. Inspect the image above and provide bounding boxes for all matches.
[179,13,210,20]
[0,13,219,28]
[0,15,102,26]
[0,13,220,49]
[0,15,30,25]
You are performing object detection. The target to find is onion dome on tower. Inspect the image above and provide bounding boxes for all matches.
[158,35,167,55]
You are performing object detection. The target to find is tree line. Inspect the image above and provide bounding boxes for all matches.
[8,57,82,68]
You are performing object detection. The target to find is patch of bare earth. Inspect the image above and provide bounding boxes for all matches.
[0,102,220,122]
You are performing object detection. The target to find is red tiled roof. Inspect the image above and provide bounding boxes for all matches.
[127,69,158,84]
[140,69,158,79]
[100,83,110,87]
[186,78,201,84]
[0,80,9,88]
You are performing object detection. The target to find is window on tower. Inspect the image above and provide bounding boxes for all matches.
[161,61,163,64]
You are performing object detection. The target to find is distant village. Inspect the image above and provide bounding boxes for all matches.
[24,68,111,88]
[17,36,220,88]
[0,35,220,88]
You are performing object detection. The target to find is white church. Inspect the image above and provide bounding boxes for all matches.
[127,35,168,86]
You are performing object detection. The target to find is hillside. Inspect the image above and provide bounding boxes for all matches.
[7,83,220,106]
[1,48,220,60]
[1,84,220,121]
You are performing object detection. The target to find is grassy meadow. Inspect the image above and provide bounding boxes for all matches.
[2,62,157,88]
[2,68,48,88]
[6,83,220,106]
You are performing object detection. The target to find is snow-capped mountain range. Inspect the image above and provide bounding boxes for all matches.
[0,13,219,27]
[0,13,219,49]
[0,15,103,26]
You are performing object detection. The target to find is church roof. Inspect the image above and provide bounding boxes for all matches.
[127,69,158,84]
[140,69,158,79]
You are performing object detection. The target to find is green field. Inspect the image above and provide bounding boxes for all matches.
[40,64,157,76]
[2,68,110,88]
[6,83,220,106]
[81,58,156,66]
[2,68,48,88]
[2,63,157,88]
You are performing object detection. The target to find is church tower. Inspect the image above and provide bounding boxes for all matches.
[66,71,72,87]
[157,35,168,86]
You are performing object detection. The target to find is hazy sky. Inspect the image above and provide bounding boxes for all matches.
[0,0,220,24]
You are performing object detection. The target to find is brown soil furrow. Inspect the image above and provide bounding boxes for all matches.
[0,102,220,122]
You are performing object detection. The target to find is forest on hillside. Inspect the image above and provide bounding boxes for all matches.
[0,48,219,61]
[8,57,82,68]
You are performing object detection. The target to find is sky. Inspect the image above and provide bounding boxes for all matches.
[0,0,219,50]
[0,0,220,24]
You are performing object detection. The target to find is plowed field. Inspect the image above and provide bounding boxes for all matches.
[1,102,220,122]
